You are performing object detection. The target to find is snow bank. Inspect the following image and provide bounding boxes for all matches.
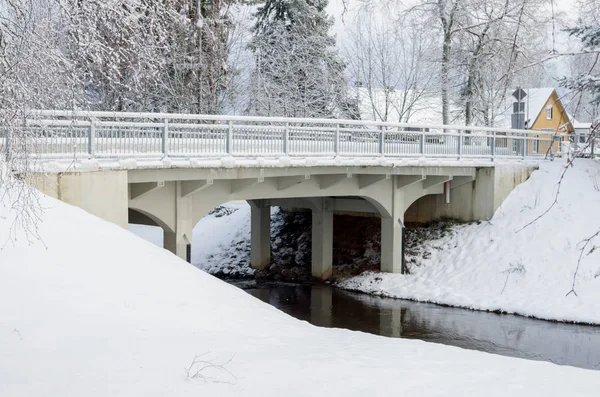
[1,183,599,396]
[338,159,600,324]
[191,201,256,277]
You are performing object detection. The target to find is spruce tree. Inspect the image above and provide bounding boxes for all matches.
[249,0,355,118]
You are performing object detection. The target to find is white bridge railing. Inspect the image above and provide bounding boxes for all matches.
[2,110,564,161]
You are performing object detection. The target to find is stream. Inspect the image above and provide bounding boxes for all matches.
[230,280,600,371]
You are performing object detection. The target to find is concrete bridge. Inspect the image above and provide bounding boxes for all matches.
[23,110,542,279]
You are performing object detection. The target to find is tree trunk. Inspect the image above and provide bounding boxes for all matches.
[441,33,451,125]
[465,68,474,126]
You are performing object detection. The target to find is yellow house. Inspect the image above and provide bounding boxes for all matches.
[500,88,574,155]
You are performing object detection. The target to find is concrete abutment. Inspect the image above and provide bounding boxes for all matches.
[404,164,537,223]
[34,170,129,228]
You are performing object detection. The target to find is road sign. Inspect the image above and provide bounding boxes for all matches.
[512,88,527,101]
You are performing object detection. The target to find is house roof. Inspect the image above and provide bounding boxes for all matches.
[495,88,557,129]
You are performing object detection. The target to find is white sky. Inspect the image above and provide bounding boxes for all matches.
[327,0,580,39]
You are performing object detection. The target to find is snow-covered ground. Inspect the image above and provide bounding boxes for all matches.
[2,179,600,395]
[191,201,257,277]
[338,159,600,324]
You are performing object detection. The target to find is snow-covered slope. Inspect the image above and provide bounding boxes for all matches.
[1,179,599,396]
[339,159,600,324]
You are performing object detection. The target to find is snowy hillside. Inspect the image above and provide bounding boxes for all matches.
[1,180,599,395]
[339,159,600,324]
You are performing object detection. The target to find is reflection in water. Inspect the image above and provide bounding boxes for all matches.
[232,281,600,371]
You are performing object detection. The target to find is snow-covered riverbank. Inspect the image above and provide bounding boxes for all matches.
[2,177,600,395]
[338,159,600,324]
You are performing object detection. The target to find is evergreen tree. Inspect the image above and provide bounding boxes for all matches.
[249,0,355,118]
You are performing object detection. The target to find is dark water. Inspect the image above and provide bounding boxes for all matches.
[231,280,600,371]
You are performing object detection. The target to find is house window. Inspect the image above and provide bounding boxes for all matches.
[546,106,553,120]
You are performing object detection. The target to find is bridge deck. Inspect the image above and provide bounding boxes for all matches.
[2,110,564,163]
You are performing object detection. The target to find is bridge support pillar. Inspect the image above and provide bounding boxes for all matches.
[381,216,404,273]
[250,202,271,270]
[164,230,191,262]
[164,182,193,262]
[381,179,404,274]
[312,209,334,280]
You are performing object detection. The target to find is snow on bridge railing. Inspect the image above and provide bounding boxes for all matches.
[10,110,567,161]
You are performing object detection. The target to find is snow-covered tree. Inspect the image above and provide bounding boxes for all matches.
[401,0,467,125]
[342,10,437,123]
[562,26,600,108]
[455,0,550,126]
[64,0,243,114]
[249,0,355,118]
[65,1,174,111]
[1,0,78,239]
[401,0,551,126]
[159,0,244,114]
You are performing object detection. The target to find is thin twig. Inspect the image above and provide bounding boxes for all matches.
[500,272,511,295]
[566,228,600,297]
[500,262,525,295]
[516,158,573,233]
[185,352,237,385]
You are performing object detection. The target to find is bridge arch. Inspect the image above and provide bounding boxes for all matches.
[128,207,174,234]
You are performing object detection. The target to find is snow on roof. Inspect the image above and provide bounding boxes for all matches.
[495,88,557,128]
[572,120,592,130]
